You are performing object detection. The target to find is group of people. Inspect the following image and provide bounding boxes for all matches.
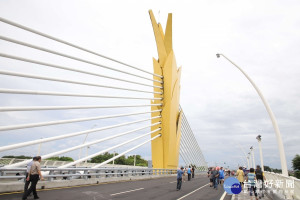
[20,156,266,200]
[22,156,44,200]
[207,166,225,190]
[176,165,195,190]
[236,165,266,200]
[206,165,266,199]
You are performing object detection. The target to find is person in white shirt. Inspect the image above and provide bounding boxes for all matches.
[24,157,36,192]
[22,156,44,200]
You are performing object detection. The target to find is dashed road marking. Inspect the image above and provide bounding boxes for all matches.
[110,187,144,196]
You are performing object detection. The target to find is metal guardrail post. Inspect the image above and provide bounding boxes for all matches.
[48,170,54,181]
[67,170,71,180]
[0,170,5,177]
[95,170,100,178]
[83,170,88,180]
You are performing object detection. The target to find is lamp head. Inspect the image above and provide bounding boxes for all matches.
[256,135,262,141]
[216,53,221,58]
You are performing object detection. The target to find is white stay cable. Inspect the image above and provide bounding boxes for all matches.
[0,110,161,131]
[0,17,163,78]
[0,88,162,98]
[92,134,161,168]
[0,35,163,85]
[0,104,162,112]
[59,128,161,168]
[3,122,161,168]
[0,69,162,90]
[0,116,161,152]
[0,52,162,85]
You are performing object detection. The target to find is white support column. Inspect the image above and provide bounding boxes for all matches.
[248,152,252,168]
[246,156,250,169]
[250,146,256,168]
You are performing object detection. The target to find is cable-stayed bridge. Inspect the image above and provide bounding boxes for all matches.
[0,10,298,200]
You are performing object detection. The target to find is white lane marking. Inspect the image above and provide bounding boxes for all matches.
[231,194,235,200]
[170,181,177,183]
[110,187,144,196]
[177,183,209,200]
[220,191,226,200]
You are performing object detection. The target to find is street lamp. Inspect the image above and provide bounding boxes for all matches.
[85,146,90,164]
[256,135,264,171]
[216,53,288,176]
[250,146,256,168]
[246,155,250,169]
[79,124,97,160]
[248,152,252,168]
[134,154,136,166]
[237,143,250,169]
[113,151,116,165]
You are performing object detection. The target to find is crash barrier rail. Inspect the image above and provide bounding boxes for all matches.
[264,171,300,200]
[0,167,179,182]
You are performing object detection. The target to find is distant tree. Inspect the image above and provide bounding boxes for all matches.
[90,152,113,164]
[115,155,126,165]
[262,165,282,173]
[135,155,148,166]
[125,155,147,166]
[272,168,282,173]
[125,155,135,165]
[292,154,300,171]
[264,166,272,172]
[292,154,300,179]
[46,156,74,161]
[90,152,147,166]
[2,155,32,159]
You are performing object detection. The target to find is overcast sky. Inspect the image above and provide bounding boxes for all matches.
[0,0,299,170]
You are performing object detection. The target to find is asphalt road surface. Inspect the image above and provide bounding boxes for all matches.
[0,174,233,200]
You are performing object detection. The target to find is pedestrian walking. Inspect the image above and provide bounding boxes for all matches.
[176,167,185,191]
[236,166,245,188]
[24,157,36,193]
[219,167,225,185]
[187,166,192,181]
[22,156,44,200]
[183,167,187,181]
[255,165,266,199]
[211,167,219,190]
[192,166,195,178]
[208,168,213,187]
[246,168,258,200]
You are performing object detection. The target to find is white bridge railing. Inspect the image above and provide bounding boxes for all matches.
[265,171,300,200]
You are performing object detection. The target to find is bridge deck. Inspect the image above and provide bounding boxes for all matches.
[1,174,234,200]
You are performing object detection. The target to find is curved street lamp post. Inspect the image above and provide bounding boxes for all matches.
[216,53,288,176]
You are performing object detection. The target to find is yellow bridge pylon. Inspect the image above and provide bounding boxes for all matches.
[149,10,182,169]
